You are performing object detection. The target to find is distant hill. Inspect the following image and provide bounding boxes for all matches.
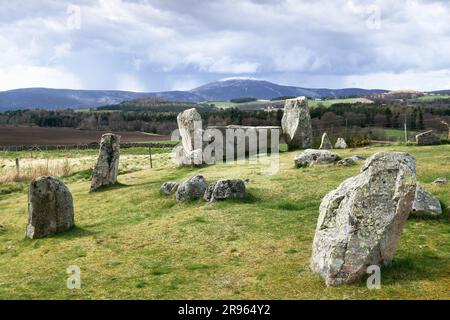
[0,78,431,111]
[189,79,388,101]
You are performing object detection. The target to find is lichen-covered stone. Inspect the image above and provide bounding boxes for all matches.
[334,138,348,149]
[415,130,440,145]
[319,132,333,149]
[411,184,442,217]
[160,182,179,195]
[91,133,120,191]
[311,152,417,286]
[176,175,208,203]
[175,108,204,165]
[432,177,448,185]
[204,179,246,202]
[281,97,312,150]
[294,149,341,168]
[26,176,74,239]
[336,155,365,166]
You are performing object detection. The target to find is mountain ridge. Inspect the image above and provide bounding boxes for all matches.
[0,79,442,111]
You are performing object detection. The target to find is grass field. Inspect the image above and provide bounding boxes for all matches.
[0,144,449,299]
[417,94,450,101]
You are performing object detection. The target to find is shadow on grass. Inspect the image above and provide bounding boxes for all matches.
[379,250,448,284]
[51,225,95,240]
[89,182,131,193]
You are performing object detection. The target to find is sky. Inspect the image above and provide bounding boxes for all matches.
[1,0,450,92]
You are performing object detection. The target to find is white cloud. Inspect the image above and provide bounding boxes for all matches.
[1,0,450,91]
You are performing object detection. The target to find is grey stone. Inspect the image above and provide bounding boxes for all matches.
[336,155,365,166]
[334,138,348,149]
[319,132,333,149]
[204,125,281,162]
[176,175,208,203]
[175,108,204,165]
[26,176,74,239]
[281,97,313,150]
[294,149,341,168]
[415,130,440,145]
[91,133,120,191]
[411,184,442,217]
[311,152,417,286]
[204,179,246,202]
[432,177,448,185]
[160,182,179,195]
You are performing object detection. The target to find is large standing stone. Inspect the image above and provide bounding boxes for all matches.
[204,179,246,202]
[91,133,120,191]
[176,175,208,203]
[415,130,440,145]
[411,184,442,217]
[205,125,280,161]
[311,152,417,286]
[175,108,203,165]
[26,176,74,239]
[294,149,341,168]
[334,138,348,149]
[281,97,312,150]
[319,132,333,149]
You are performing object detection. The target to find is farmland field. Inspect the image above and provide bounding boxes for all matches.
[0,144,448,299]
[0,126,170,146]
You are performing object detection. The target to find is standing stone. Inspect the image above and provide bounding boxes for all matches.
[415,130,440,145]
[176,175,208,203]
[319,132,333,149]
[175,108,203,165]
[204,179,246,202]
[411,184,442,217]
[90,133,120,191]
[160,182,179,195]
[294,149,341,168]
[26,176,74,239]
[281,97,312,150]
[334,138,348,149]
[311,152,417,286]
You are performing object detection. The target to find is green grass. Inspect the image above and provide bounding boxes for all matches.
[0,145,449,299]
[417,94,450,101]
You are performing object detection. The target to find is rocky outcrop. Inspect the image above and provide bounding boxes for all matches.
[416,130,440,145]
[26,176,74,239]
[319,132,333,149]
[294,149,341,168]
[311,152,417,286]
[281,97,312,150]
[334,138,348,149]
[160,182,179,195]
[90,133,120,191]
[411,184,442,217]
[204,179,246,202]
[176,175,208,203]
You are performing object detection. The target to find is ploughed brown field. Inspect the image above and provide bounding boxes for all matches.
[0,126,170,146]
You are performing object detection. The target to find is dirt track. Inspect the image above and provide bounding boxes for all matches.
[0,126,170,146]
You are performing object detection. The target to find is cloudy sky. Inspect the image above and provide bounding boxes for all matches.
[1,0,450,92]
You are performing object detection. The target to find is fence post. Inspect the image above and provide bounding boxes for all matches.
[149,146,153,168]
[15,158,20,176]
